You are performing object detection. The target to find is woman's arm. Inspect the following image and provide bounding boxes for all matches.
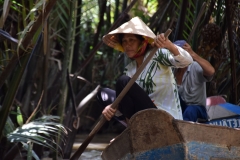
[153,33,193,68]
[154,33,180,56]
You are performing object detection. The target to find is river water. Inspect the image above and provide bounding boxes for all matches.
[72,133,118,160]
[79,150,102,160]
[15,134,115,160]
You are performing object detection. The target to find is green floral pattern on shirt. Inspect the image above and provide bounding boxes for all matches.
[173,83,181,109]
[138,61,157,94]
[123,46,193,120]
[138,49,174,94]
[153,49,174,66]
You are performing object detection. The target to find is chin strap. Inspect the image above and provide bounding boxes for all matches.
[132,39,149,59]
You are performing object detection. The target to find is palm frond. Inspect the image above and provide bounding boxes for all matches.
[22,142,40,160]
[25,0,45,21]
[7,115,68,156]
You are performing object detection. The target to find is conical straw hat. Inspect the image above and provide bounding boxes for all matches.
[102,17,156,52]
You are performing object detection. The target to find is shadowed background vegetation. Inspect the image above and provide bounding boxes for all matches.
[0,0,239,159]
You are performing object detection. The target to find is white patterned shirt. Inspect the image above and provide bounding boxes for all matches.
[124,46,193,120]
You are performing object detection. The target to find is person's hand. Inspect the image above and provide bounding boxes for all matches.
[153,33,174,49]
[102,104,117,121]
[103,35,118,47]
[182,43,195,56]
[153,33,179,56]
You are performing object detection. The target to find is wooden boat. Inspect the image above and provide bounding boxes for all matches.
[101,108,240,160]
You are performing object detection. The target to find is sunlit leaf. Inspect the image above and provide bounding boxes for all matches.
[17,106,23,126]
[25,0,45,21]
[7,115,68,157]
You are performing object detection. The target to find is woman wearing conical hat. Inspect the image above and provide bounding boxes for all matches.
[102,17,193,122]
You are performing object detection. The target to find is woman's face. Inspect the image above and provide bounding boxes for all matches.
[121,34,142,58]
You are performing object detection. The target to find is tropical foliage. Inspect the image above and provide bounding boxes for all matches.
[0,0,239,159]
[7,116,68,159]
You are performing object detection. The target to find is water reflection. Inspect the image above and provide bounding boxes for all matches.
[79,150,102,160]
[73,133,119,160]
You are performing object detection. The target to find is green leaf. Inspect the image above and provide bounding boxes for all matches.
[22,142,40,160]
[25,0,45,21]
[7,115,68,157]
[27,141,33,160]
[17,106,23,126]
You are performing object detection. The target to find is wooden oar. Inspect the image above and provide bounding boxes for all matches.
[70,29,172,160]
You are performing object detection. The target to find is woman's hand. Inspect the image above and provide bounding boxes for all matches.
[102,104,117,121]
[154,33,174,49]
[153,33,180,56]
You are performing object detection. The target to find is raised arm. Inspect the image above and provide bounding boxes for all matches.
[154,33,180,56]
[153,33,193,68]
[183,43,215,76]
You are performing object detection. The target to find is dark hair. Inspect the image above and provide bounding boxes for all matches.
[118,34,145,45]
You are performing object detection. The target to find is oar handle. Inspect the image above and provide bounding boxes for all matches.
[70,29,172,160]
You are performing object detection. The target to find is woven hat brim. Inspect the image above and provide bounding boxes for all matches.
[102,17,156,52]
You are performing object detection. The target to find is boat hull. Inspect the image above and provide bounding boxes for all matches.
[101,109,240,160]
